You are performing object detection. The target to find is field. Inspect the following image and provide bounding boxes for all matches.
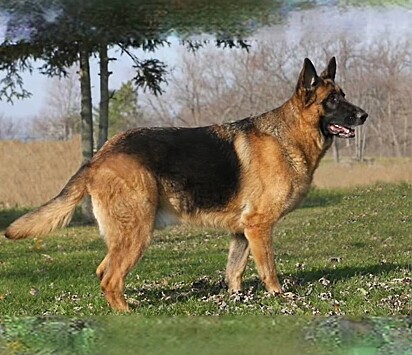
[0,137,81,208]
[0,183,411,353]
[0,138,411,353]
[0,137,410,208]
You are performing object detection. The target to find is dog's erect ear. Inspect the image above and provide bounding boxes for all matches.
[320,57,336,81]
[296,58,319,92]
[296,58,319,106]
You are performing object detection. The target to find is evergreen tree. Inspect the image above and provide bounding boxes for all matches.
[108,81,146,137]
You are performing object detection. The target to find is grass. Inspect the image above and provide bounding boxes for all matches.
[1,315,411,354]
[0,316,99,354]
[1,182,410,317]
[0,183,411,353]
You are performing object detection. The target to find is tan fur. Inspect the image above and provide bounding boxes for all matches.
[5,166,89,239]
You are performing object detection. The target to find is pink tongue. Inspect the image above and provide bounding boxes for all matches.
[330,124,349,134]
[328,124,355,137]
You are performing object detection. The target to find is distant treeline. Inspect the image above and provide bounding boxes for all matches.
[143,38,412,160]
[2,38,410,160]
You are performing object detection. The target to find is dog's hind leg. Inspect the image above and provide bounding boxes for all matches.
[90,158,158,312]
[97,189,156,311]
[100,221,153,312]
[225,233,250,292]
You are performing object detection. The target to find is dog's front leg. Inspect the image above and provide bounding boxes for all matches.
[243,222,282,294]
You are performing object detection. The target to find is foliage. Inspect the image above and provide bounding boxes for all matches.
[100,316,412,354]
[305,316,412,354]
[0,0,283,101]
[107,81,145,137]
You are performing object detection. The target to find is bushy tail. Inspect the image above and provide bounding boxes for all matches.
[4,164,90,240]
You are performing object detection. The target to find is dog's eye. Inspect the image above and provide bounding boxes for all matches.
[329,94,339,104]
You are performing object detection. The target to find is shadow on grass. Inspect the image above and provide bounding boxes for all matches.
[0,208,31,230]
[301,188,345,209]
[124,262,409,308]
[124,276,227,308]
[294,262,410,283]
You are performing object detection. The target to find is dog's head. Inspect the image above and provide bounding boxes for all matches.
[295,57,368,139]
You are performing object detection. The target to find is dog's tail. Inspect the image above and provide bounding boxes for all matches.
[4,164,90,240]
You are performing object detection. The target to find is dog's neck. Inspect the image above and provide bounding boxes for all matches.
[253,98,333,176]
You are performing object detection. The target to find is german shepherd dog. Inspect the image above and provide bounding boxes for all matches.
[5,57,367,311]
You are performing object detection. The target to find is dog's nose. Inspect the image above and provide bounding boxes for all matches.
[357,111,368,123]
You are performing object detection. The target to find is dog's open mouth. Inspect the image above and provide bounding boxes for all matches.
[327,124,355,138]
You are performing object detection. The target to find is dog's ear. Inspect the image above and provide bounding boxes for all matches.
[296,58,319,105]
[296,58,319,91]
[320,57,336,81]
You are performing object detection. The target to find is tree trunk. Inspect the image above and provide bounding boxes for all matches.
[355,125,367,162]
[98,42,110,149]
[331,139,340,163]
[386,90,402,157]
[79,45,95,223]
[361,125,367,161]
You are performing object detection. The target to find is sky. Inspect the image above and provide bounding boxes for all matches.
[0,4,411,123]
[0,38,181,121]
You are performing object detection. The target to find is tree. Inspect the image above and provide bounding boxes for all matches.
[32,66,81,140]
[0,114,21,139]
[97,43,110,149]
[144,37,412,158]
[145,40,300,127]
[107,81,145,137]
[1,0,285,146]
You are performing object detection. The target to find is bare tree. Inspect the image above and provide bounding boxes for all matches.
[32,65,81,140]
[144,41,299,127]
[0,114,21,139]
[142,38,411,158]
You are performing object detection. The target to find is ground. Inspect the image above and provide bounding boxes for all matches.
[0,183,411,353]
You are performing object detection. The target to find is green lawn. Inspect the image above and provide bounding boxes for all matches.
[0,183,411,353]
